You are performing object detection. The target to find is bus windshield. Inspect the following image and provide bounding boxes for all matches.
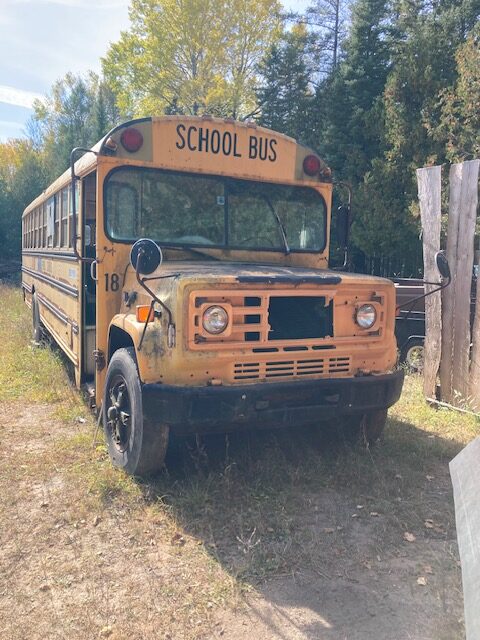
[105,167,327,253]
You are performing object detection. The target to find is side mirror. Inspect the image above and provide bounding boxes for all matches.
[435,250,451,281]
[130,238,162,275]
[336,204,350,249]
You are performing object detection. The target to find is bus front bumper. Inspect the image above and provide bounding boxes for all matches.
[142,369,404,436]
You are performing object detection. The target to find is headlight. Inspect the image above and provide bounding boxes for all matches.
[202,306,228,334]
[355,304,377,329]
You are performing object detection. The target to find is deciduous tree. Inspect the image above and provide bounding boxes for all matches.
[30,72,119,179]
[0,140,46,258]
[102,0,282,118]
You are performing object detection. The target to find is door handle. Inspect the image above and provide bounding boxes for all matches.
[90,259,98,282]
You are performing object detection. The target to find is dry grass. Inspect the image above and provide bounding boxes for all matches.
[0,282,478,639]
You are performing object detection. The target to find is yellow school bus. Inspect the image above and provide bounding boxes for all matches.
[22,116,404,475]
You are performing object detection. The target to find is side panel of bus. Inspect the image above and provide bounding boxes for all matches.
[22,184,83,385]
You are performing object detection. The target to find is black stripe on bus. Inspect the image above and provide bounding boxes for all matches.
[37,292,79,334]
[21,266,78,298]
[22,250,77,263]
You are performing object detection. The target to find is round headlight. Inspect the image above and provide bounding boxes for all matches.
[202,306,228,334]
[355,304,377,329]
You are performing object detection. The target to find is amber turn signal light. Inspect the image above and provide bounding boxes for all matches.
[136,305,154,323]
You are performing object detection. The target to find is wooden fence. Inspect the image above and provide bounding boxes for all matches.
[417,160,480,407]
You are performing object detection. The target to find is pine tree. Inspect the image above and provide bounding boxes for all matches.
[318,0,390,182]
[256,24,314,140]
[429,23,480,161]
[304,0,351,74]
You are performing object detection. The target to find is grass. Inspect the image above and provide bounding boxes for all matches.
[0,281,478,639]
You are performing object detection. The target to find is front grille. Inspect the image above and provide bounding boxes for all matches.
[233,356,351,381]
[189,288,335,350]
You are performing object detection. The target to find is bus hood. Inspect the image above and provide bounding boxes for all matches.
[143,261,393,289]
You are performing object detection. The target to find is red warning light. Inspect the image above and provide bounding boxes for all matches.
[120,127,143,153]
[303,154,321,176]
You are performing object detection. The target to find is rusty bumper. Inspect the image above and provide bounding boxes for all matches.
[142,369,404,436]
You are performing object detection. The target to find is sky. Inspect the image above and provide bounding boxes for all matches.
[0,0,309,142]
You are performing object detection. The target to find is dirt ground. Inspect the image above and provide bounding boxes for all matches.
[0,386,468,640]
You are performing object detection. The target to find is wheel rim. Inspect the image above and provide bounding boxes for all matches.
[106,374,132,453]
[406,345,424,370]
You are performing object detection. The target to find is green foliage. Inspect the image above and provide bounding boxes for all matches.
[30,71,119,180]
[429,23,480,162]
[303,0,350,72]
[102,0,282,118]
[256,24,314,139]
[0,72,119,260]
[351,160,420,262]
[2,0,479,270]
[0,140,46,259]
[315,0,390,183]
[309,0,478,264]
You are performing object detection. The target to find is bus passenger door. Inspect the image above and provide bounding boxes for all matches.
[82,172,97,382]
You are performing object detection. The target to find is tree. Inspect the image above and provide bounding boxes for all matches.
[0,72,118,260]
[0,140,46,259]
[317,0,390,182]
[102,0,282,118]
[304,0,351,74]
[256,24,314,139]
[29,72,119,180]
[429,23,480,162]
[0,175,14,259]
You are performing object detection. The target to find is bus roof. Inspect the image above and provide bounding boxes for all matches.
[23,116,330,217]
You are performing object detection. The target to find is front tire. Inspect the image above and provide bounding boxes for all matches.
[103,347,169,476]
[344,409,388,446]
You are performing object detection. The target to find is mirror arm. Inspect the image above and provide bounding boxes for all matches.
[333,181,353,218]
[332,181,352,270]
[138,299,156,351]
[396,276,451,317]
[70,147,98,263]
[134,249,174,326]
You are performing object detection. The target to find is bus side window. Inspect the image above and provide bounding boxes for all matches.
[42,203,47,247]
[47,197,55,247]
[61,188,69,247]
[35,208,40,248]
[33,208,37,248]
[54,194,60,246]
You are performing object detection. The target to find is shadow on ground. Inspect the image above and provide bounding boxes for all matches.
[134,416,465,639]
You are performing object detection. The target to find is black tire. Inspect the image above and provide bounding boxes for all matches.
[103,347,169,476]
[400,338,424,372]
[344,409,388,446]
[32,292,44,342]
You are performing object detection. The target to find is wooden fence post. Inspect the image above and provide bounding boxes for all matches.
[440,160,479,403]
[417,166,442,399]
[466,162,480,407]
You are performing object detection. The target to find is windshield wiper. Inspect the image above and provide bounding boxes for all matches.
[265,197,290,255]
[163,245,221,261]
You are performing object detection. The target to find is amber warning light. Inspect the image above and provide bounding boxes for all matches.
[136,305,154,323]
[120,127,144,153]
